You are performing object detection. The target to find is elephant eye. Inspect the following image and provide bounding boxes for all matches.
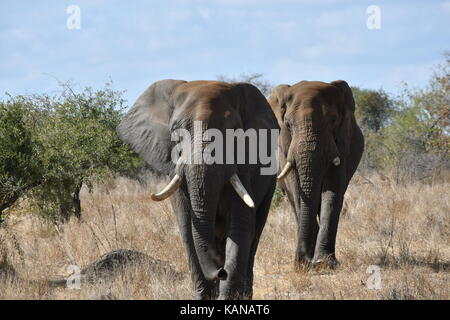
[330,116,338,127]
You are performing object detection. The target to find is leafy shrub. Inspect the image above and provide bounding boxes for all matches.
[0,82,144,223]
[0,95,43,221]
[352,87,394,133]
[356,53,449,183]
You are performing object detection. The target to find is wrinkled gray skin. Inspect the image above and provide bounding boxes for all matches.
[118,80,279,299]
[268,80,364,269]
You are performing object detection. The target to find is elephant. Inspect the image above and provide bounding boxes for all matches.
[268,80,364,269]
[117,80,279,299]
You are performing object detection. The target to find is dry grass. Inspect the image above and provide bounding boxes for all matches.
[0,173,449,300]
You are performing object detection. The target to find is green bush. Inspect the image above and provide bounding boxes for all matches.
[0,82,144,223]
[0,96,44,221]
[352,87,394,133]
[357,54,449,183]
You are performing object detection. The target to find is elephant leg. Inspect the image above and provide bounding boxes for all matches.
[312,166,346,268]
[170,190,217,299]
[295,218,319,269]
[244,181,276,300]
[284,172,318,269]
[218,191,255,299]
[295,194,320,269]
[312,128,363,268]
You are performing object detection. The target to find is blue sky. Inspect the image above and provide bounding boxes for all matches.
[1,0,449,105]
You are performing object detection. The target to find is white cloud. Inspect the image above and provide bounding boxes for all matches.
[272,21,302,42]
[383,62,437,89]
[441,1,450,13]
[0,28,46,54]
[270,59,339,84]
[316,11,345,28]
[197,7,214,19]
[145,34,192,52]
[300,34,362,59]
[314,6,362,28]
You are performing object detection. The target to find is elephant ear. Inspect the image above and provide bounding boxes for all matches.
[235,83,280,132]
[267,84,294,161]
[267,84,291,124]
[233,83,280,172]
[117,79,186,176]
[331,80,356,158]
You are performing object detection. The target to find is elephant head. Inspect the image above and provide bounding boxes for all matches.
[117,80,278,291]
[268,80,359,266]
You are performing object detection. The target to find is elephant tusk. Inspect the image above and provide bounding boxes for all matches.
[333,157,341,166]
[151,174,182,201]
[277,161,293,180]
[229,174,255,208]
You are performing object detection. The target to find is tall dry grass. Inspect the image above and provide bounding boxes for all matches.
[0,173,448,299]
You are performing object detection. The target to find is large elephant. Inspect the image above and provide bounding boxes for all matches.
[268,80,364,269]
[118,80,279,299]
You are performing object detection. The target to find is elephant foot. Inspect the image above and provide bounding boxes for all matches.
[194,293,211,300]
[243,285,253,300]
[194,283,219,300]
[194,291,216,300]
[311,254,339,270]
[218,292,243,300]
[294,255,313,272]
[243,287,253,300]
[218,280,246,300]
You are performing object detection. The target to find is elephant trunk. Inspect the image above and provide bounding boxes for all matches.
[298,155,322,250]
[185,164,227,281]
[293,127,323,260]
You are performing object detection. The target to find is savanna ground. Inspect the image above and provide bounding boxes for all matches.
[0,173,448,300]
